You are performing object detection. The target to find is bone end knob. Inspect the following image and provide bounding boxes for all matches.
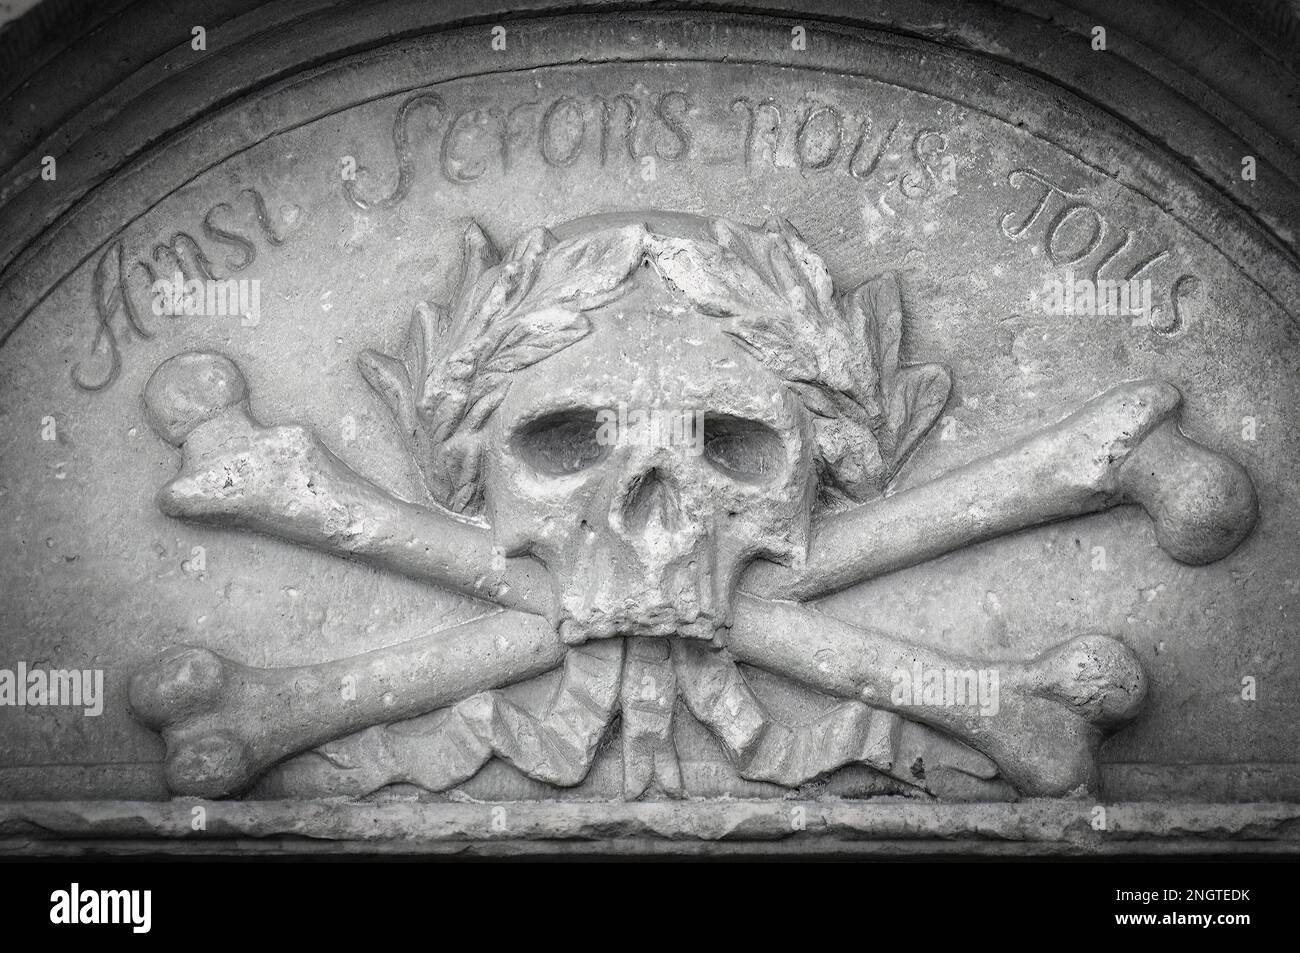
[144,351,248,446]
[1033,634,1149,729]
[163,732,254,799]
[128,645,226,730]
[129,646,255,798]
[1119,421,1259,565]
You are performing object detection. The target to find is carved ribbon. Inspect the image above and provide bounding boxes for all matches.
[620,637,683,798]
[671,640,901,784]
[302,635,905,797]
[313,639,623,791]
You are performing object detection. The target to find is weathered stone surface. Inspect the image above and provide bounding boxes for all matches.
[1,800,1298,858]
[0,0,1297,855]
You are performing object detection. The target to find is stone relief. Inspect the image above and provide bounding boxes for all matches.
[127,211,1258,802]
[3,0,1298,863]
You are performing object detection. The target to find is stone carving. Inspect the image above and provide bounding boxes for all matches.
[127,212,1258,802]
[70,188,290,392]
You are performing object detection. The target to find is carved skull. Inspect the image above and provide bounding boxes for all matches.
[484,270,817,644]
[358,212,951,646]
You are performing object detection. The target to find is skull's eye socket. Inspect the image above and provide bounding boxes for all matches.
[702,414,785,481]
[513,410,609,476]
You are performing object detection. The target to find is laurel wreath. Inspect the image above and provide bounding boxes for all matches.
[359,218,950,514]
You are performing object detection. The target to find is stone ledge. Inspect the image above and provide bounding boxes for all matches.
[1,800,1297,857]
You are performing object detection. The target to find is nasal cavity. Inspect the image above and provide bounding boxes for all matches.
[620,468,681,536]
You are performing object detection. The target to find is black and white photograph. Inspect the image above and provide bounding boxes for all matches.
[0,0,1294,934]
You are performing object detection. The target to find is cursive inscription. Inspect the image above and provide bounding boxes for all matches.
[72,188,290,392]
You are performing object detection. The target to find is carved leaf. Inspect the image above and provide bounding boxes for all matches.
[404,301,447,386]
[722,313,822,384]
[763,218,837,318]
[451,221,501,319]
[461,387,508,433]
[650,233,790,317]
[356,345,441,498]
[787,380,842,419]
[480,307,591,377]
[356,349,411,425]
[516,225,646,313]
[848,272,903,396]
[887,363,952,470]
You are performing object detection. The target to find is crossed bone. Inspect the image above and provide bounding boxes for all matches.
[129,350,1257,801]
